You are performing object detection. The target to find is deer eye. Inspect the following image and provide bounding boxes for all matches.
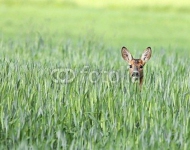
[129,65,132,68]
[140,65,143,69]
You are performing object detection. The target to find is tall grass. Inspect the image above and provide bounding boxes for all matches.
[0,0,190,149]
[0,38,189,149]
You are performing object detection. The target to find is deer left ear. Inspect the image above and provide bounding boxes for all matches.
[141,47,152,64]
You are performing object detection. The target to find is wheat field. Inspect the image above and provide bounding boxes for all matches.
[0,0,190,149]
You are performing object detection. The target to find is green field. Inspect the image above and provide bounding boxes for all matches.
[0,0,190,149]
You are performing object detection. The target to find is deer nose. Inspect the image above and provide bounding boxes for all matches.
[132,71,139,77]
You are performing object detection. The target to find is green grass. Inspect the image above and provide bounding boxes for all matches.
[1,0,190,50]
[0,0,190,149]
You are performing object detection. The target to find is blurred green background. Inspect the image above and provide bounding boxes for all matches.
[0,0,190,52]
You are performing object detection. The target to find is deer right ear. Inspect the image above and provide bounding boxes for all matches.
[141,47,152,64]
[121,47,133,63]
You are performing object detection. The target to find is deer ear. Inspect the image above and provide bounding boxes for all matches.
[141,47,152,64]
[121,47,133,63]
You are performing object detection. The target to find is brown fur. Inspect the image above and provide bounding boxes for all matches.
[121,47,152,88]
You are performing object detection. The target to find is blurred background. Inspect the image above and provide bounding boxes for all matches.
[0,0,190,52]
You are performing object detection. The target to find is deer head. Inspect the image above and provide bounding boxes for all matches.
[121,46,152,87]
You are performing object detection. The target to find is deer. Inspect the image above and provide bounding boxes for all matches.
[121,46,152,88]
